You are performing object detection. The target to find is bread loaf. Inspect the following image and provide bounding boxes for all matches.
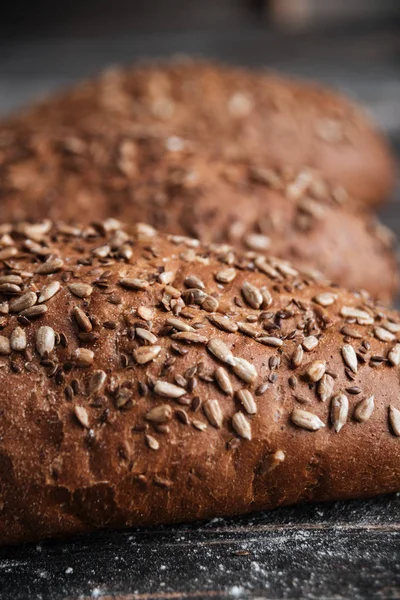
[2,60,395,207]
[0,134,396,302]
[0,219,399,546]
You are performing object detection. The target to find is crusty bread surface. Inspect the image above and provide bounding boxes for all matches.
[0,133,396,301]
[0,220,399,545]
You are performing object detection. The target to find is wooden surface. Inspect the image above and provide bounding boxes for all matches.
[0,495,399,600]
[0,22,399,600]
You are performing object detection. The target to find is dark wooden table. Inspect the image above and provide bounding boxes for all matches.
[0,22,399,600]
[0,495,399,600]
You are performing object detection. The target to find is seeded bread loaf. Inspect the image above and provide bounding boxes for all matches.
[0,219,399,546]
[1,60,395,207]
[0,134,396,302]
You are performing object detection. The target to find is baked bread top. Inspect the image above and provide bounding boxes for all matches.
[0,220,399,544]
[0,133,396,302]
[2,60,395,206]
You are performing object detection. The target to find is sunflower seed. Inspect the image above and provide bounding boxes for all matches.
[346,386,362,395]
[183,288,206,305]
[354,395,374,423]
[145,434,160,450]
[273,259,298,278]
[134,222,157,238]
[158,270,175,285]
[208,314,238,333]
[215,268,236,283]
[73,307,93,332]
[388,344,400,366]
[232,357,258,383]
[389,405,400,436]
[260,287,273,308]
[192,419,207,431]
[88,370,107,395]
[232,412,252,440]
[302,336,319,352]
[20,305,48,319]
[137,306,154,321]
[171,332,208,344]
[134,345,162,364]
[0,275,22,285]
[258,336,283,347]
[92,244,111,258]
[242,281,263,309]
[68,283,93,298]
[291,408,325,431]
[38,281,61,303]
[36,258,64,274]
[73,348,94,367]
[0,247,17,260]
[176,409,189,425]
[10,327,26,352]
[340,306,373,324]
[203,399,223,428]
[119,277,149,290]
[146,404,172,424]
[266,449,286,472]
[293,394,310,405]
[136,328,158,345]
[9,291,37,314]
[207,339,235,366]
[254,256,280,279]
[118,244,133,261]
[214,367,233,396]
[237,322,259,338]
[291,345,304,368]
[0,302,9,315]
[237,389,257,415]
[201,294,219,312]
[164,285,181,299]
[374,326,395,343]
[36,326,55,356]
[244,233,270,252]
[115,388,133,408]
[0,283,21,294]
[383,321,400,334]
[313,292,337,307]
[154,380,186,398]
[0,336,11,355]
[340,326,362,339]
[330,393,348,433]
[74,406,90,428]
[318,373,335,402]
[184,275,205,290]
[306,360,326,382]
[342,344,358,373]
[22,221,52,239]
[166,317,195,332]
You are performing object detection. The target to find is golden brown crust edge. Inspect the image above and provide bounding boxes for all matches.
[3,59,396,207]
[0,134,397,302]
[0,220,399,546]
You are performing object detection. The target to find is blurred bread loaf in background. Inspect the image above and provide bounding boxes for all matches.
[1,60,395,208]
[0,61,397,301]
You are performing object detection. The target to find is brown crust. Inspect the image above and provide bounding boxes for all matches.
[0,220,399,546]
[0,133,396,302]
[2,59,395,206]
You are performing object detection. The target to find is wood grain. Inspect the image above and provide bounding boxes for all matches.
[0,496,399,599]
